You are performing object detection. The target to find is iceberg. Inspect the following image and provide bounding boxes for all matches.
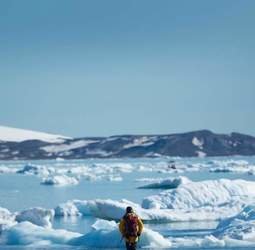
[69,219,171,248]
[16,164,52,177]
[214,204,255,241]
[0,219,171,248]
[15,207,54,228]
[142,179,255,210]
[41,175,79,186]
[0,207,16,233]
[138,176,190,189]
[54,198,238,222]
[55,201,81,217]
[0,221,80,246]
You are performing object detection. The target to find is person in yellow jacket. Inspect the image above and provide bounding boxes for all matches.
[119,206,143,250]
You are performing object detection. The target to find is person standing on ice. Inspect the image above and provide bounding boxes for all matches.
[119,206,144,250]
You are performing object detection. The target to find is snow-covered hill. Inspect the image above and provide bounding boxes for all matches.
[0,126,255,160]
[0,126,70,143]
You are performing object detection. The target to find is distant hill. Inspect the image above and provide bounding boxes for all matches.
[0,126,255,160]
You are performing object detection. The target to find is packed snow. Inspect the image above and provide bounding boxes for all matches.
[0,125,70,143]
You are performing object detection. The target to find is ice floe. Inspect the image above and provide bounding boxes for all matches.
[0,221,80,246]
[214,204,255,241]
[0,207,16,233]
[41,175,79,186]
[142,179,255,210]
[16,163,53,176]
[208,159,255,174]
[15,207,54,228]
[138,176,190,189]
[0,219,171,248]
[69,219,171,248]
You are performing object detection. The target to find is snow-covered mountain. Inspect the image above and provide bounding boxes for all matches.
[0,126,255,160]
[0,126,70,143]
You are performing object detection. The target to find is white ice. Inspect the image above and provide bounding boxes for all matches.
[41,175,79,186]
[69,219,171,248]
[138,176,190,189]
[0,219,171,248]
[142,179,255,210]
[0,207,16,233]
[15,207,54,228]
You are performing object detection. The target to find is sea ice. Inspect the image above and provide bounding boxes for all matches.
[41,175,79,186]
[15,207,54,228]
[69,219,171,248]
[138,176,190,189]
[0,221,80,246]
[142,179,255,210]
[0,207,16,233]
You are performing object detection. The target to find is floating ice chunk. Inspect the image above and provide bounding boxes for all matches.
[208,160,255,174]
[0,207,16,232]
[142,179,255,210]
[171,235,226,248]
[1,219,171,247]
[16,164,52,177]
[15,207,54,228]
[1,221,80,246]
[54,198,235,222]
[106,175,123,182]
[55,157,65,162]
[69,219,171,248]
[41,175,79,186]
[138,176,190,189]
[91,219,117,231]
[214,204,255,241]
[55,202,81,217]
[0,166,19,174]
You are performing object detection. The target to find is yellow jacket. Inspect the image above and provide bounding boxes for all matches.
[119,213,144,243]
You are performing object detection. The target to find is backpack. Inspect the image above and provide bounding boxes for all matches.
[124,213,139,237]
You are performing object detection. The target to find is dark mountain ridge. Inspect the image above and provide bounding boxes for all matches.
[0,130,255,160]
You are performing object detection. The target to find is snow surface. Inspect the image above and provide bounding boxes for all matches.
[192,137,204,149]
[0,125,70,143]
[41,139,98,153]
[123,136,155,149]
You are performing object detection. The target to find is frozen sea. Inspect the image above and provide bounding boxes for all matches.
[0,156,255,249]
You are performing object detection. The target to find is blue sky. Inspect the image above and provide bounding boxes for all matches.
[0,0,254,137]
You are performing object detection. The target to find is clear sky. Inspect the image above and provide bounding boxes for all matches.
[0,0,254,137]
